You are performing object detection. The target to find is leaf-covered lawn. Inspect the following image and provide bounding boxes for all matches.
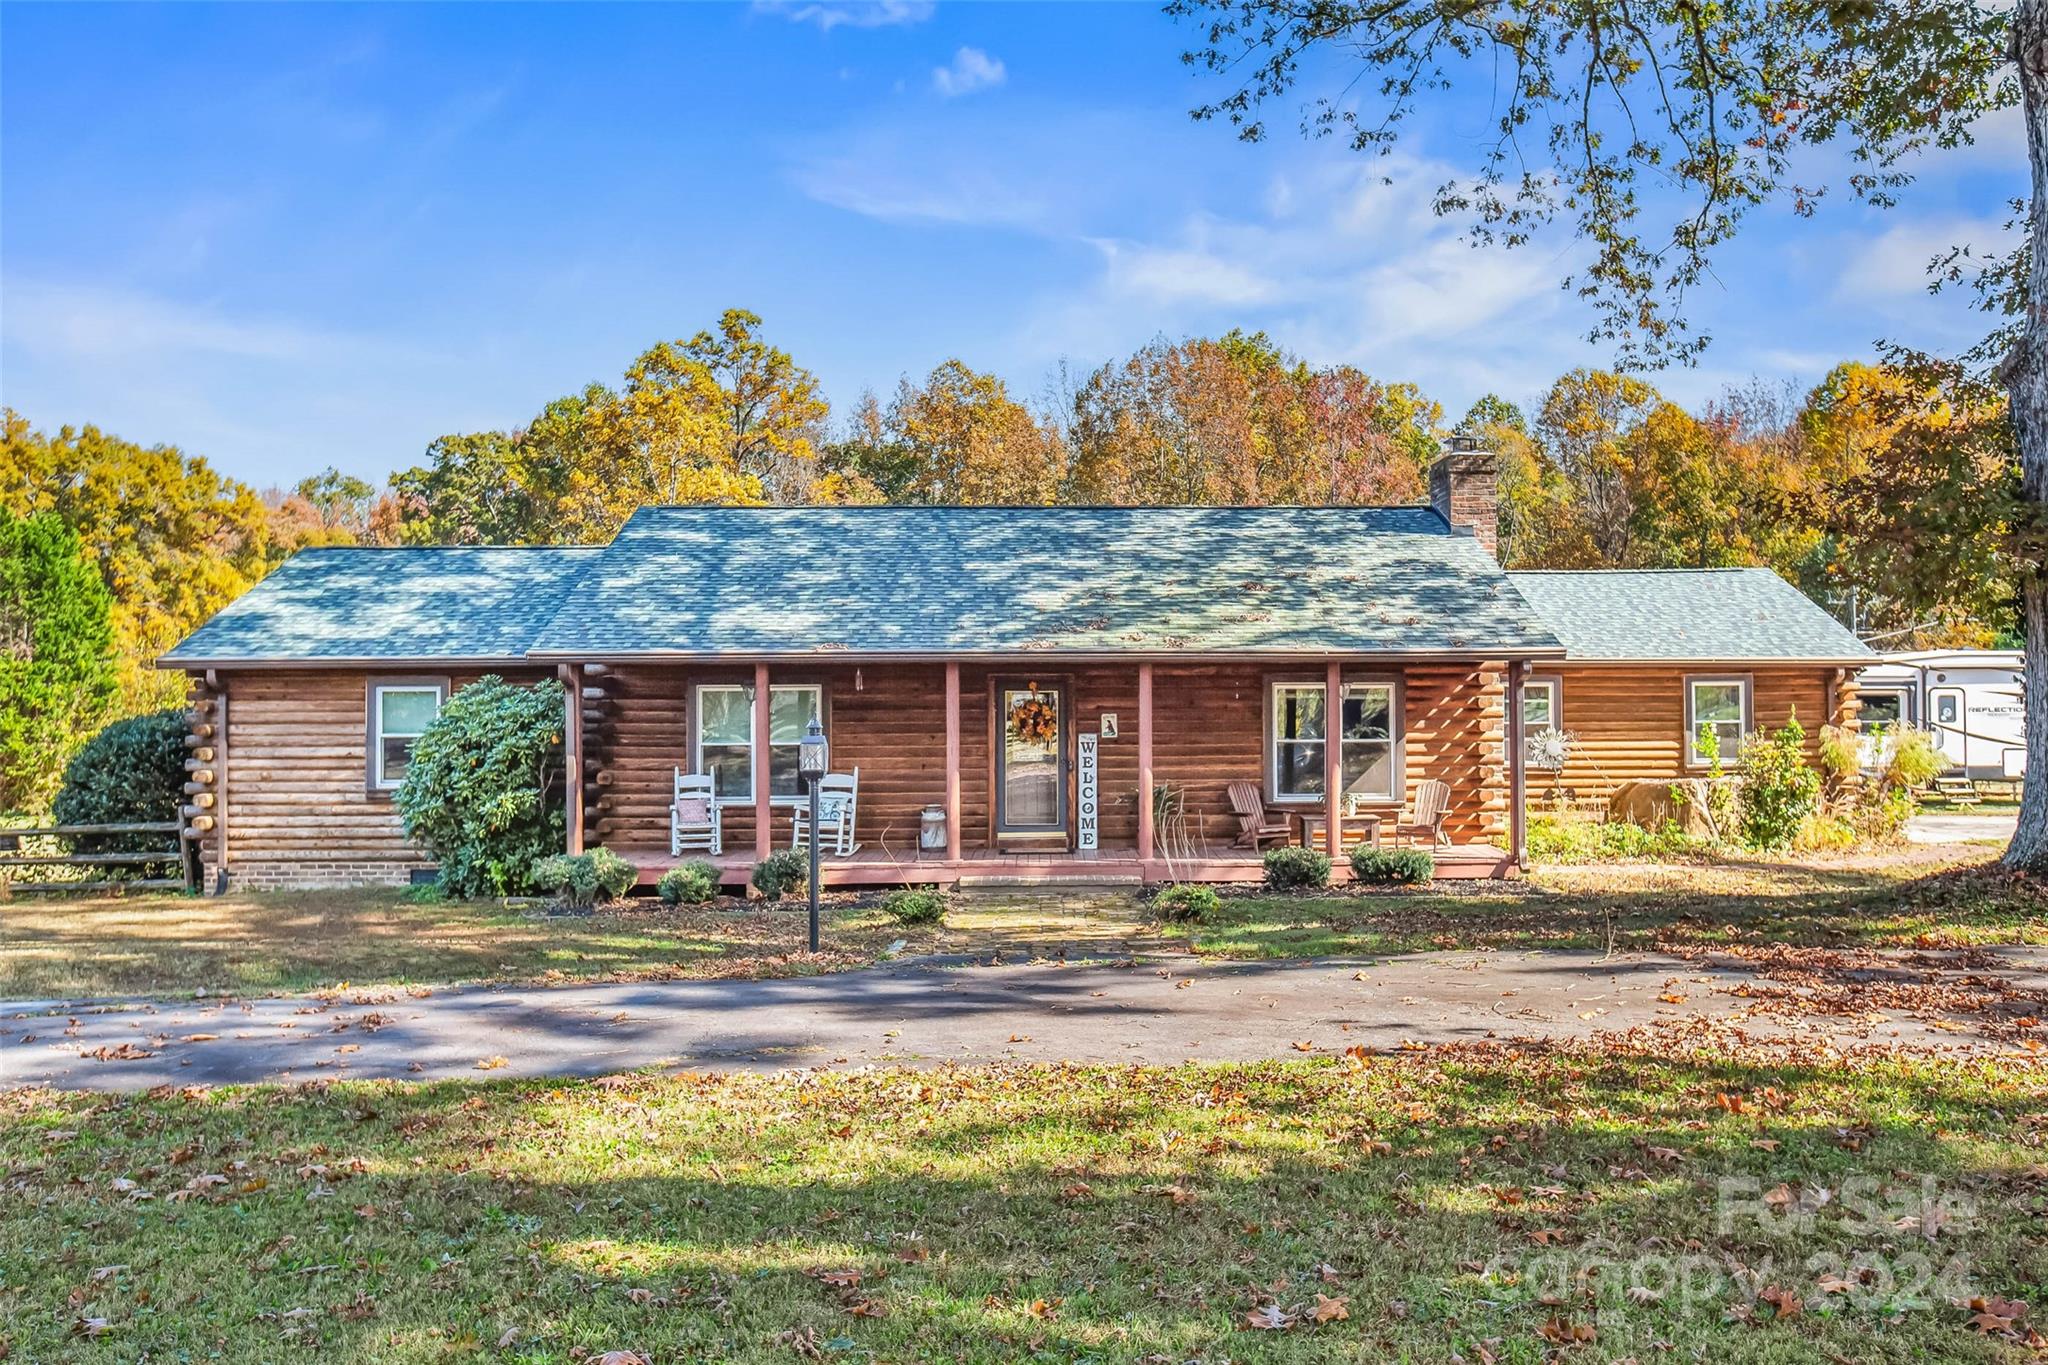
[1188,848,2048,961]
[0,890,942,1001]
[3,1047,2043,1362]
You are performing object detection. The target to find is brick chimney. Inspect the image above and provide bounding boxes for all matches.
[1429,436,1499,558]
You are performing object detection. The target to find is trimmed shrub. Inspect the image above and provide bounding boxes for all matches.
[52,708,186,858]
[751,848,810,899]
[394,676,566,898]
[1262,845,1331,891]
[531,847,637,909]
[882,887,948,924]
[657,860,721,905]
[1151,883,1220,922]
[1736,713,1821,850]
[1350,846,1434,885]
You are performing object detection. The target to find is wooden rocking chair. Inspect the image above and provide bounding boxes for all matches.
[1392,779,1453,847]
[670,770,723,857]
[1227,780,1292,850]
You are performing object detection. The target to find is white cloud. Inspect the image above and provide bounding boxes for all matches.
[932,46,1005,98]
[753,0,934,31]
[1841,216,2012,298]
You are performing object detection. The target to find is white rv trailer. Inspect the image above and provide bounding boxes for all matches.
[1854,650,2028,780]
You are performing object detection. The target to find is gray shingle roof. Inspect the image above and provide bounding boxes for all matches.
[525,505,1562,657]
[161,546,602,664]
[1506,569,1874,662]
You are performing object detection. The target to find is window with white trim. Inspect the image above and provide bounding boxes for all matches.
[1686,677,1750,767]
[693,683,823,803]
[1269,680,1400,805]
[1522,678,1563,769]
[371,684,443,790]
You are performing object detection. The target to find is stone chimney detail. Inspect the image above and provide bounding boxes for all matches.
[1429,436,1499,558]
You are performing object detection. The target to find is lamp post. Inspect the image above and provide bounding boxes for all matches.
[798,716,829,952]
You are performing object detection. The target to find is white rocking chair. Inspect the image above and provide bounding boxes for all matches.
[790,767,860,857]
[670,770,723,857]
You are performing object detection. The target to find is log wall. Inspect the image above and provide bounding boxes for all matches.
[1529,664,1844,809]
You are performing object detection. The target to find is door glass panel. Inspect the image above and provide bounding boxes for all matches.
[1936,694,1960,725]
[1002,687,1061,828]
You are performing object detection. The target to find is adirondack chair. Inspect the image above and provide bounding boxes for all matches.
[791,767,860,857]
[1226,780,1292,850]
[1392,779,1453,847]
[670,770,723,857]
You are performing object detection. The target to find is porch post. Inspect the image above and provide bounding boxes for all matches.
[754,662,773,861]
[1325,660,1343,859]
[1509,659,1530,870]
[945,662,962,862]
[1137,663,1155,864]
[561,663,585,855]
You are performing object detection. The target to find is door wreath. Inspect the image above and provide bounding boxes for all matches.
[1007,689,1059,746]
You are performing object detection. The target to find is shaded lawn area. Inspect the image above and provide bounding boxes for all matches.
[1187,847,2048,961]
[4,1048,2043,1362]
[0,890,945,1001]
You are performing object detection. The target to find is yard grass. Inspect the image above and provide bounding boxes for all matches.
[4,1048,2043,1362]
[0,890,948,1001]
[1183,846,2048,961]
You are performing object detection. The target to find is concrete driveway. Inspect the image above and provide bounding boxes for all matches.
[1909,810,2022,844]
[8,945,2043,1092]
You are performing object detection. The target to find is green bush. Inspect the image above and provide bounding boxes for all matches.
[1736,713,1821,850]
[657,860,721,905]
[52,708,187,858]
[1262,845,1331,891]
[751,848,810,899]
[530,847,637,909]
[1151,883,1220,922]
[1,509,119,813]
[1526,816,1708,864]
[882,887,948,924]
[1350,846,1434,884]
[394,676,566,898]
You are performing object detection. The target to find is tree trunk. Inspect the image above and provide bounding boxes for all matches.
[2005,0,2048,871]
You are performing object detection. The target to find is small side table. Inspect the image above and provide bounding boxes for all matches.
[1297,810,1382,851]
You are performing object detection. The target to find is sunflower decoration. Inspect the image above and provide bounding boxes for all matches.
[1007,685,1059,746]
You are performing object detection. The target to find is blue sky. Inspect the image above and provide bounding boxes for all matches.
[0,1,2026,489]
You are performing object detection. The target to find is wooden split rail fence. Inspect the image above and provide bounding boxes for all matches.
[0,821,198,894]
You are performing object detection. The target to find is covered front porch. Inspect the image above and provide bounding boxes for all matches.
[561,654,1533,887]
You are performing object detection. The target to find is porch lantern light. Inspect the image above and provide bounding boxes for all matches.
[799,717,829,952]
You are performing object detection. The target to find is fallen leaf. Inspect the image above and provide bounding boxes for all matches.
[1243,1303,1295,1331]
[1291,1040,1315,1052]
[474,1056,508,1071]
[1310,1293,1349,1324]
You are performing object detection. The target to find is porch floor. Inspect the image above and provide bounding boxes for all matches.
[622,841,1515,888]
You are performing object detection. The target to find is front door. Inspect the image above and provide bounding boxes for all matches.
[996,680,1067,841]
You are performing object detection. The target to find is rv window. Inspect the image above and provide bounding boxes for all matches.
[1859,692,1903,728]
[1936,695,1960,726]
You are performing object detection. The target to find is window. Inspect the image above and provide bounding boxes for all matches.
[1269,680,1401,805]
[1522,678,1564,768]
[1935,693,1961,726]
[370,682,444,790]
[1858,690,1905,730]
[693,683,823,803]
[1685,676,1750,768]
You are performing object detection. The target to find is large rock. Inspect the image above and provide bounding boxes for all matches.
[1607,779,1721,838]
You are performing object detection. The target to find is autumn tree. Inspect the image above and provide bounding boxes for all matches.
[1066,332,1434,504]
[884,360,1067,504]
[0,509,118,813]
[1175,0,2047,866]
[1,409,282,713]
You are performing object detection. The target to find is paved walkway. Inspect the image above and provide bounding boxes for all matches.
[8,946,2044,1092]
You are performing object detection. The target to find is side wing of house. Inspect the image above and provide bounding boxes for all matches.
[1505,569,1876,808]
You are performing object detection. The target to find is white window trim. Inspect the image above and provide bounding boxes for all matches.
[691,682,825,807]
[1683,674,1752,769]
[369,682,446,791]
[1266,677,1404,807]
[1522,676,1564,770]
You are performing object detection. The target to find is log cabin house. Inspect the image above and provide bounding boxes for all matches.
[160,451,1872,892]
